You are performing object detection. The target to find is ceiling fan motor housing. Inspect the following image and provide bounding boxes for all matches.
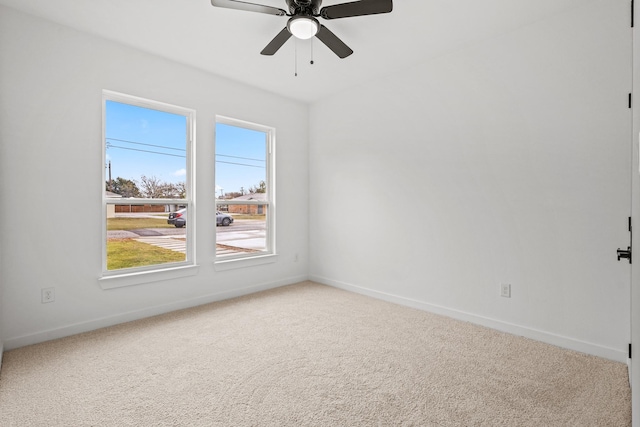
[286,0,322,15]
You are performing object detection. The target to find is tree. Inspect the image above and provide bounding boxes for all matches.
[138,175,164,198]
[249,180,267,194]
[225,191,243,199]
[137,175,186,199]
[160,182,185,199]
[172,182,186,199]
[106,177,141,198]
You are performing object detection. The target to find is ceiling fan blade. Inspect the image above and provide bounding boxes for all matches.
[320,0,392,20]
[260,27,293,55]
[211,0,286,16]
[316,25,353,59]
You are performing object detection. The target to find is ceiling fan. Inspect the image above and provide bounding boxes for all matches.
[210,0,393,59]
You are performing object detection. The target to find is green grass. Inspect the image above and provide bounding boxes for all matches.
[107,217,174,231]
[228,214,266,221]
[107,239,185,270]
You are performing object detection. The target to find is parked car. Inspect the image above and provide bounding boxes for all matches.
[167,208,187,228]
[166,209,234,227]
[216,210,234,226]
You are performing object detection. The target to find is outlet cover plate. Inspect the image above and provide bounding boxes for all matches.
[500,284,511,298]
[42,287,55,303]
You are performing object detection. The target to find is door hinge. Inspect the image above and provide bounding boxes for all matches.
[629,343,632,359]
[629,93,632,109]
[617,217,632,264]
[632,0,635,27]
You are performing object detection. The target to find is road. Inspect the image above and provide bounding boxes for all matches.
[108,219,266,254]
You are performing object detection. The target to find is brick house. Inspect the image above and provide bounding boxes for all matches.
[105,191,122,218]
[228,193,267,215]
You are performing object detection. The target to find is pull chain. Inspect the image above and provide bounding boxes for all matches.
[294,38,315,76]
[294,38,298,77]
[310,38,314,65]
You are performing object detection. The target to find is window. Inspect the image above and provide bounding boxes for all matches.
[102,91,195,281]
[215,117,275,263]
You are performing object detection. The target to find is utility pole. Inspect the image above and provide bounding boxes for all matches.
[108,160,112,186]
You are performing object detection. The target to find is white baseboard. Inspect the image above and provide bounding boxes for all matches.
[311,275,627,363]
[4,275,309,351]
[6,274,626,364]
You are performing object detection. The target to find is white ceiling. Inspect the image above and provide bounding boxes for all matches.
[0,0,585,104]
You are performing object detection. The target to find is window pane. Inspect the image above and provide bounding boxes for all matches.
[105,101,187,197]
[215,122,271,258]
[104,98,190,272]
[106,204,186,270]
[215,205,267,257]
[215,123,267,197]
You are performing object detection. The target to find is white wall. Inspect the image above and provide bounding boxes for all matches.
[310,0,632,362]
[631,0,640,423]
[0,6,309,348]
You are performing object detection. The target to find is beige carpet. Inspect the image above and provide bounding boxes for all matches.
[0,282,631,426]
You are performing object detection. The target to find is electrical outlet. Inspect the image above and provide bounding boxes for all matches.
[500,284,511,298]
[42,287,55,303]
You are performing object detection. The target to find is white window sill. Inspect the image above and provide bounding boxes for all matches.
[214,253,278,271]
[99,264,199,289]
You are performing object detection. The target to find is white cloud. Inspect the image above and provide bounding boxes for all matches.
[173,168,187,177]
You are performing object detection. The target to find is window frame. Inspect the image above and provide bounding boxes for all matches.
[214,115,276,269]
[100,90,197,287]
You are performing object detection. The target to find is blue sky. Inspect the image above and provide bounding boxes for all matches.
[105,101,267,197]
[215,123,266,197]
[105,101,187,185]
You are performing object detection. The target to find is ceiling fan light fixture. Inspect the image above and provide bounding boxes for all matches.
[287,16,319,40]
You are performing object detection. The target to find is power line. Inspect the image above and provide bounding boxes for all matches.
[105,137,262,165]
[216,153,265,163]
[106,137,186,152]
[107,144,186,158]
[216,160,265,169]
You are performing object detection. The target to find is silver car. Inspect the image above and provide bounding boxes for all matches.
[167,209,234,227]
[216,210,234,226]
